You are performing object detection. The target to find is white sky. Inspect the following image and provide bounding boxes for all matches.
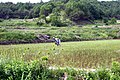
[0,0,50,3]
[0,0,113,3]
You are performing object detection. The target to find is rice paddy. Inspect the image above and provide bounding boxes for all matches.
[0,40,120,68]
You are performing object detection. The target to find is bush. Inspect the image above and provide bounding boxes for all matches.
[50,14,68,27]
[103,18,108,23]
[0,28,7,32]
[0,60,80,80]
[103,18,109,25]
[1,60,120,80]
[0,60,47,80]
[110,62,120,80]
[110,18,117,24]
[97,68,110,80]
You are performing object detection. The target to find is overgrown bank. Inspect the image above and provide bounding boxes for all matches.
[0,27,120,44]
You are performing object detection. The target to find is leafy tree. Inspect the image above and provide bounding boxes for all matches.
[40,2,55,16]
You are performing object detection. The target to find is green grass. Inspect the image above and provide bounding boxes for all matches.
[0,19,120,43]
[0,19,38,29]
[0,40,120,68]
[8,26,120,39]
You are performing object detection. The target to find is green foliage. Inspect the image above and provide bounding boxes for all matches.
[36,21,44,26]
[47,27,119,41]
[1,60,120,80]
[0,32,36,42]
[103,18,117,25]
[110,62,120,80]
[110,18,117,24]
[48,13,68,27]
[41,56,48,61]
[1,26,119,43]
[40,2,55,16]
[39,15,46,20]
[50,15,62,27]
[88,69,111,80]
[0,28,7,32]
[0,2,41,19]
[87,62,120,80]
[103,18,109,25]
[88,72,97,80]
[0,19,37,27]
[0,60,47,80]
[97,68,110,80]
[0,0,120,22]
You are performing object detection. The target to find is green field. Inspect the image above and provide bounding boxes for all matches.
[0,40,120,68]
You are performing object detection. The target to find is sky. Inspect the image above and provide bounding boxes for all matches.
[0,0,50,3]
[0,0,113,3]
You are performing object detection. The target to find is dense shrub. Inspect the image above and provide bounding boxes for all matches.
[110,18,117,24]
[103,18,117,25]
[50,14,68,27]
[103,18,109,25]
[1,60,120,80]
[0,60,47,80]
[110,62,120,80]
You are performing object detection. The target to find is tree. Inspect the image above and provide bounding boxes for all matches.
[40,2,55,16]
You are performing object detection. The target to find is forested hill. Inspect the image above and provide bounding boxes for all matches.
[0,0,120,21]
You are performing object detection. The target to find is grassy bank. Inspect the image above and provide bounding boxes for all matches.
[0,27,120,44]
[0,19,120,44]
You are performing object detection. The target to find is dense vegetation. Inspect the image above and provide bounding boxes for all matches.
[1,60,120,80]
[0,0,120,26]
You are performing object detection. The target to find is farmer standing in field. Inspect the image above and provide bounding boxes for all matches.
[52,37,61,55]
[53,37,61,46]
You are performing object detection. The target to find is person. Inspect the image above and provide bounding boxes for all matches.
[53,37,61,46]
